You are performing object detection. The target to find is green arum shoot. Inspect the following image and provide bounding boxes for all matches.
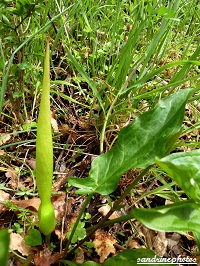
[36,40,55,237]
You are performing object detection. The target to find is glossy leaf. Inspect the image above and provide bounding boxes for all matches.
[103,249,162,266]
[24,229,42,246]
[0,229,10,266]
[132,201,200,233]
[69,89,192,195]
[83,262,99,266]
[155,149,200,203]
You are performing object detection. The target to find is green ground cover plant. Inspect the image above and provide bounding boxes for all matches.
[0,0,200,265]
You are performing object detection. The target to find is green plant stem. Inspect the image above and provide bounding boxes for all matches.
[45,234,51,245]
[68,165,152,256]
[22,253,34,266]
[63,193,93,258]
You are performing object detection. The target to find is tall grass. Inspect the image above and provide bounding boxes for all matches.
[0,0,199,144]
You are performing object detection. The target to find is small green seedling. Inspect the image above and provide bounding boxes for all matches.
[24,229,42,246]
[36,40,55,237]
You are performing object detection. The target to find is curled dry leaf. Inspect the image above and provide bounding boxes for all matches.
[0,133,11,145]
[52,192,66,221]
[10,233,31,256]
[127,238,145,249]
[93,229,117,263]
[14,197,41,211]
[166,232,188,256]
[138,224,167,257]
[98,204,120,220]
[34,246,61,266]
[5,168,18,189]
[0,190,10,211]
[60,124,70,137]
[74,247,84,264]
[51,112,59,133]
[26,158,36,170]
[0,149,5,155]
[153,231,168,257]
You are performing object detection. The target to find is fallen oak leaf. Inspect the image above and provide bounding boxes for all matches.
[5,168,18,189]
[93,229,116,263]
[13,197,41,211]
[33,246,61,266]
[52,192,66,221]
[10,233,31,256]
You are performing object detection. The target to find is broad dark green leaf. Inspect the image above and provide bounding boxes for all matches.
[132,201,200,233]
[24,229,42,246]
[103,249,162,266]
[83,262,99,266]
[155,149,200,203]
[0,229,10,266]
[69,89,192,195]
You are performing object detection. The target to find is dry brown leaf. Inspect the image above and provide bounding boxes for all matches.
[34,247,61,266]
[74,247,84,264]
[137,224,167,257]
[5,168,18,189]
[10,233,31,256]
[0,190,10,211]
[195,255,200,266]
[0,133,11,145]
[0,149,5,155]
[98,204,120,220]
[93,230,116,263]
[5,168,17,179]
[14,197,41,211]
[52,192,66,221]
[153,231,168,257]
[166,232,188,256]
[54,228,64,241]
[26,158,36,169]
[60,124,70,137]
[51,112,59,133]
[127,238,145,249]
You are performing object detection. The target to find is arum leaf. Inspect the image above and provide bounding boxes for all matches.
[0,229,10,266]
[103,249,162,266]
[132,201,200,233]
[83,262,99,266]
[69,89,192,195]
[155,149,200,203]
